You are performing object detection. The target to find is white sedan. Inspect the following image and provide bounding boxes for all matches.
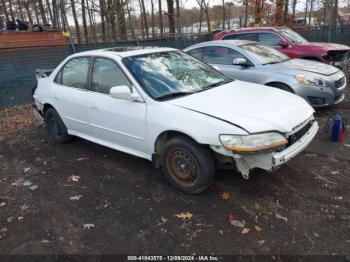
[33,47,318,194]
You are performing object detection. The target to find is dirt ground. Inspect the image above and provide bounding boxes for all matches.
[0,90,350,258]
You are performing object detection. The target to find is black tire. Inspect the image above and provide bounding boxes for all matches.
[267,83,294,93]
[160,136,215,194]
[44,108,72,143]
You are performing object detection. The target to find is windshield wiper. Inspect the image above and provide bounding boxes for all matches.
[157,91,194,101]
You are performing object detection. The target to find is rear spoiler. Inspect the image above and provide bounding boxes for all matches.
[35,69,54,80]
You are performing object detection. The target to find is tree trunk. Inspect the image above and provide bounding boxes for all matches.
[37,0,48,24]
[304,0,309,24]
[81,0,89,43]
[99,0,107,42]
[33,2,41,24]
[244,0,248,27]
[17,0,25,21]
[255,0,262,25]
[45,0,54,25]
[51,0,59,29]
[117,0,127,40]
[308,0,313,25]
[70,0,81,43]
[167,0,175,34]
[86,0,97,42]
[204,1,210,32]
[275,0,284,25]
[222,0,225,30]
[151,0,155,37]
[198,0,203,33]
[8,0,15,21]
[283,0,289,24]
[140,0,149,38]
[292,0,297,22]
[138,0,145,39]
[175,0,181,33]
[1,0,9,23]
[158,0,163,36]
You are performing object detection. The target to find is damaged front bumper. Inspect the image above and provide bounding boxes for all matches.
[211,121,319,179]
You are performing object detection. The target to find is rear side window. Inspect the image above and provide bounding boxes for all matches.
[91,58,132,94]
[258,33,282,46]
[59,57,90,89]
[201,46,245,65]
[222,33,257,41]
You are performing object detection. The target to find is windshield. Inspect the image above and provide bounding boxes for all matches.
[279,28,308,44]
[123,51,230,100]
[240,43,290,65]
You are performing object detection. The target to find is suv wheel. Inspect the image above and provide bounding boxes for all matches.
[160,136,215,194]
[44,108,72,143]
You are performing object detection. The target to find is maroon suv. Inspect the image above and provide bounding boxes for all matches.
[214,27,350,73]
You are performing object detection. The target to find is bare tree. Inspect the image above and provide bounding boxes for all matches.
[140,0,149,38]
[37,0,48,24]
[45,0,54,25]
[175,0,181,33]
[82,0,89,42]
[70,0,81,42]
[222,0,225,30]
[8,0,15,21]
[158,0,163,36]
[1,0,10,23]
[283,0,289,24]
[275,0,284,25]
[151,0,155,37]
[167,0,175,33]
[52,0,60,29]
[117,0,127,40]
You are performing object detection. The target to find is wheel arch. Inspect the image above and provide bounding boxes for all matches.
[265,81,295,93]
[152,130,201,169]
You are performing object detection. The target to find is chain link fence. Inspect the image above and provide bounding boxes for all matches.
[0,33,212,109]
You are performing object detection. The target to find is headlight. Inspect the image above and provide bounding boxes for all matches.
[220,133,288,153]
[295,74,326,87]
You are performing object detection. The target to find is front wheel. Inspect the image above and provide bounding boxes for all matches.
[160,136,215,194]
[44,108,72,143]
[267,83,294,93]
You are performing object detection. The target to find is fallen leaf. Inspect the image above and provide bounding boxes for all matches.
[175,212,193,220]
[241,227,250,234]
[0,227,7,233]
[160,216,168,224]
[29,185,39,191]
[68,175,81,182]
[313,232,320,238]
[0,202,6,207]
[23,167,31,173]
[219,230,224,235]
[220,191,230,200]
[230,219,245,228]
[276,212,288,222]
[228,213,236,222]
[334,196,343,200]
[70,195,82,201]
[258,240,265,245]
[23,180,33,187]
[6,217,14,223]
[77,157,89,161]
[18,216,23,221]
[331,170,340,175]
[11,180,23,187]
[83,223,95,230]
[40,239,53,244]
[255,225,262,232]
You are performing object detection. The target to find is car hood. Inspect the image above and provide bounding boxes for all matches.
[296,42,350,56]
[168,81,314,134]
[267,59,339,76]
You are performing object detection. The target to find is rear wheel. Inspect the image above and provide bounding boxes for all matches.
[267,83,294,93]
[44,108,72,143]
[160,136,215,194]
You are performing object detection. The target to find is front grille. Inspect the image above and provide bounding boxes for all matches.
[288,121,312,146]
[329,52,348,63]
[335,77,346,89]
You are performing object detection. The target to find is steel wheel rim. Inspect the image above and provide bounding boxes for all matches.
[166,147,200,187]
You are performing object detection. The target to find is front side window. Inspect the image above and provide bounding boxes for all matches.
[258,33,282,46]
[123,51,231,100]
[91,58,132,94]
[201,46,245,65]
[60,57,90,89]
[240,43,289,65]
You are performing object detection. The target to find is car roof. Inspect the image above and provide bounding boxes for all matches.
[72,46,177,58]
[184,40,256,50]
[222,27,287,33]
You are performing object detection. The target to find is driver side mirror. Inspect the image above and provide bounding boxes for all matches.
[110,85,143,102]
[279,39,289,48]
[232,58,251,67]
